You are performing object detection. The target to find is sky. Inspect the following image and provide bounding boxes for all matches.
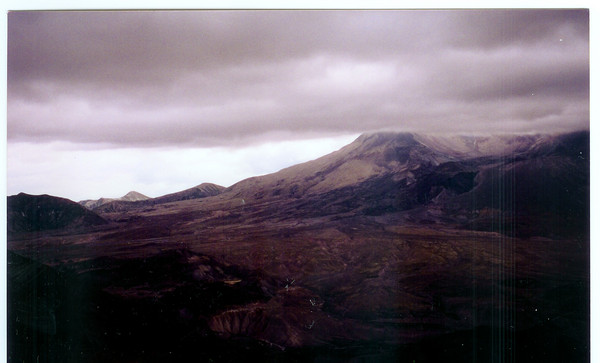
[6,9,590,201]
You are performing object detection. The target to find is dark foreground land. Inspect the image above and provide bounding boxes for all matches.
[7,132,590,362]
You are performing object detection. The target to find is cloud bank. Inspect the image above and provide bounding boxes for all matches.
[8,10,589,148]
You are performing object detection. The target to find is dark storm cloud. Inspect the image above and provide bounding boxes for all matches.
[7,9,589,147]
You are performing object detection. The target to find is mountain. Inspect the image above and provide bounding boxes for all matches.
[223,130,588,238]
[7,131,589,362]
[7,193,107,234]
[147,182,225,204]
[92,183,226,213]
[120,191,150,202]
[79,197,112,210]
[225,131,551,202]
[80,190,150,210]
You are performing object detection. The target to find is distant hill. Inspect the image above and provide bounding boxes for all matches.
[151,183,225,204]
[80,191,150,210]
[8,193,107,234]
[91,183,226,213]
[120,191,150,202]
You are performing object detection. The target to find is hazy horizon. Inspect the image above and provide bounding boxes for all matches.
[7,10,589,201]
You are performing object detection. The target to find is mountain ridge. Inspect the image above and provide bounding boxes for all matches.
[80,190,150,209]
[90,182,226,213]
[10,130,589,239]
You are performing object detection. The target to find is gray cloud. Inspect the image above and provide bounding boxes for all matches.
[445,9,588,49]
[8,9,589,147]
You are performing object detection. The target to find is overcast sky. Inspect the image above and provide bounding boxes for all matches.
[6,9,589,201]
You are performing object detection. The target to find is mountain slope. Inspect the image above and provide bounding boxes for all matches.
[92,183,226,213]
[220,131,588,238]
[457,131,589,237]
[80,190,150,209]
[226,132,555,201]
[151,183,225,204]
[8,193,107,234]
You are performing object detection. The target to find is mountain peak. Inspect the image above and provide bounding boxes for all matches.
[121,191,150,201]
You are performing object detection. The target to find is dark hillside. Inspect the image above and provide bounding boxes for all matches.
[8,193,107,234]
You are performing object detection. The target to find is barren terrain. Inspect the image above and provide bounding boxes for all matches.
[8,131,589,362]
